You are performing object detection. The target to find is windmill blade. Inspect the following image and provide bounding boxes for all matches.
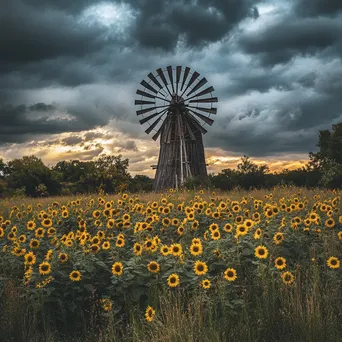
[148,72,163,89]
[152,117,168,141]
[176,66,182,94]
[135,100,155,105]
[187,106,217,114]
[137,88,169,103]
[136,89,155,99]
[187,77,208,96]
[180,66,190,91]
[156,68,172,96]
[145,114,165,134]
[137,105,167,116]
[189,97,218,104]
[167,66,175,93]
[148,72,169,98]
[141,80,158,94]
[181,71,200,97]
[187,86,215,101]
[139,108,167,125]
[189,109,214,126]
[186,112,208,134]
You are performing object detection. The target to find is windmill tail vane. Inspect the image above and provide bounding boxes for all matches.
[135,65,218,191]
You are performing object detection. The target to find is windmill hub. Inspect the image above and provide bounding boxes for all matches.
[170,94,185,112]
[135,65,218,191]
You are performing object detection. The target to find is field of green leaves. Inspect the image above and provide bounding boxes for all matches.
[0,187,341,342]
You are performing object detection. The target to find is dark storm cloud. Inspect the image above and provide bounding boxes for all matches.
[294,0,342,17]
[0,1,116,70]
[0,103,100,144]
[238,16,342,66]
[130,0,258,50]
[1,0,342,160]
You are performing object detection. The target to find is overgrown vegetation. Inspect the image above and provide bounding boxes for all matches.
[0,188,341,341]
[0,123,341,198]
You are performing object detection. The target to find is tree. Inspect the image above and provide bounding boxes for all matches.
[128,175,153,192]
[4,155,61,197]
[95,155,130,193]
[309,123,342,188]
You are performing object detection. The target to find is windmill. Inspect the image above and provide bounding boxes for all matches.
[134,66,218,191]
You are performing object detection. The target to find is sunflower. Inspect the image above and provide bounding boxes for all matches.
[107,219,115,229]
[232,205,240,213]
[274,257,286,270]
[327,256,340,269]
[92,210,101,219]
[189,243,203,256]
[177,226,184,236]
[147,261,160,273]
[27,221,36,231]
[255,246,268,259]
[223,223,233,232]
[281,271,294,285]
[338,231,342,241]
[194,260,208,276]
[116,238,125,248]
[59,252,68,263]
[157,244,168,256]
[39,261,51,275]
[47,227,56,236]
[201,279,211,289]
[209,223,219,232]
[191,238,201,245]
[130,243,141,256]
[18,234,26,243]
[162,217,171,227]
[34,227,45,238]
[42,218,52,228]
[29,239,40,249]
[252,212,260,221]
[170,243,183,257]
[69,270,82,281]
[7,232,16,241]
[224,268,237,282]
[235,215,243,224]
[254,228,262,239]
[187,212,195,221]
[24,251,36,265]
[210,230,220,240]
[112,262,123,276]
[273,232,284,245]
[236,224,248,237]
[244,219,254,228]
[145,305,156,322]
[163,207,170,215]
[167,273,180,287]
[325,218,335,228]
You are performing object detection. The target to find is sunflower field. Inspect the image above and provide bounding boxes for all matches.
[0,187,341,342]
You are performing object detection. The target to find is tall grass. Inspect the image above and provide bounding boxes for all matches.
[1,265,340,342]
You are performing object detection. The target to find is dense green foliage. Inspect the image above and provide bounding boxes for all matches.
[0,123,341,197]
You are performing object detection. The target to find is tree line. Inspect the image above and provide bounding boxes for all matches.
[0,123,341,197]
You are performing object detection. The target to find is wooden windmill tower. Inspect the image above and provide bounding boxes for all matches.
[135,66,218,191]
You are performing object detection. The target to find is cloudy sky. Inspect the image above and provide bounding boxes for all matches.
[1,0,342,176]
